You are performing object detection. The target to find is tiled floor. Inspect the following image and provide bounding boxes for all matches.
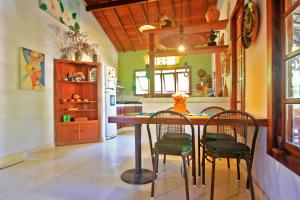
[0,131,253,200]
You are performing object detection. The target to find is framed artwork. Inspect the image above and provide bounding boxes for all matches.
[19,47,45,91]
[39,0,80,30]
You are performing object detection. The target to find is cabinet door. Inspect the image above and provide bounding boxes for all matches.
[135,106,142,113]
[56,124,79,145]
[117,107,123,129]
[79,123,100,142]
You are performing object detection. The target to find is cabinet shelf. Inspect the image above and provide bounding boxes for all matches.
[61,80,97,84]
[60,109,97,112]
[60,101,97,104]
[57,120,98,125]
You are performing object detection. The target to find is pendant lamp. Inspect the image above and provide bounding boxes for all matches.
[138,1,156,32]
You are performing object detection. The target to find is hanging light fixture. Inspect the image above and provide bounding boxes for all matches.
[177,0,185,52]
[138,1,156,32]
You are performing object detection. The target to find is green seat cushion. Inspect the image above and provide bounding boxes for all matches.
[204,133,235,142]
[162,133,192,142]
[155,139,192,155]
[206,140,250,157]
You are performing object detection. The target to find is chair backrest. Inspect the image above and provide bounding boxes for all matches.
[203,110,259,159]
[146,110,195,156]
[200,106,226,115]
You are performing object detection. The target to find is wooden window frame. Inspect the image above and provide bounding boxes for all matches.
[267,0,300,175]
[230,0,246,110]
[134,66,192,97]
[134,70,149,96]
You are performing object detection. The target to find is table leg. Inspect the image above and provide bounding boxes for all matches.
[121,124,153,184]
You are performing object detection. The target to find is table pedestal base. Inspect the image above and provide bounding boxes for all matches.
[121,169,153,184]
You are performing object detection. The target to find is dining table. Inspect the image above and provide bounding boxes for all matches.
[108,113,268,185]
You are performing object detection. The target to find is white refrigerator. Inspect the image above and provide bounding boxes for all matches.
[101,64,117,140]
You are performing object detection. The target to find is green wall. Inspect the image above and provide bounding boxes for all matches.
[118,50,212,95]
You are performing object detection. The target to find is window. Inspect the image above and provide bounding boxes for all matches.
[283,3,300,150]
[155,56,178,66]
[145,56,179,66]
[268,0,300,175]
[135,71,148,95]
[134,67,191,96]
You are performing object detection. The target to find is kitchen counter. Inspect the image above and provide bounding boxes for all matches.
[140,97,230,103]
[140,97,230,113]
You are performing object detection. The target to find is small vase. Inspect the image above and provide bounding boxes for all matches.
[205,6,220,22]
[93,54,98,63]
[75,51,82,61]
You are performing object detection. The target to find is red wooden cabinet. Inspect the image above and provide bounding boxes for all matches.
[117,105,142,129]
[54,59,101,146]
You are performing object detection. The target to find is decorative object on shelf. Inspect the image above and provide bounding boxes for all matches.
[218,32,224,45]
[197,69,206,78]
[205,6,220,22]
[195,69,212,97]
[62,99,67,103]
[241,0,259,49]
[39,0,80,30]
[88,68,97,81]
[63,114,71,122]
[158,15,173,28]
[72,93,80,99]
[172,93,189,113]
[65,26,99,61]
[223,81,228,97]
[67,72,85,81]
[83,99,89,102]
[207,29,218,46]
[19,47,45,91]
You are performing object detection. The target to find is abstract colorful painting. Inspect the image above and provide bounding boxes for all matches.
[39,0,80,30]
[19,47,45,91]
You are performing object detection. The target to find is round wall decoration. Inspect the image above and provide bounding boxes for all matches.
[241,0,259,49]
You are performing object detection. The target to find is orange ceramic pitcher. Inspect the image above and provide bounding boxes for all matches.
[172,93,189,113]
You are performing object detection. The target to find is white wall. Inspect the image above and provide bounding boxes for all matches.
[0,0,117,158]
[218,0,300,199]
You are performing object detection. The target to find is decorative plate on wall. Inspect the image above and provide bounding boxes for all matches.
[241,0,259,48]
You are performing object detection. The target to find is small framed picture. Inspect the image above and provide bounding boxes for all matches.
[88,68,97,81]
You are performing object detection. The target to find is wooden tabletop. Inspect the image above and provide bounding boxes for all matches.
[108,114,268,127]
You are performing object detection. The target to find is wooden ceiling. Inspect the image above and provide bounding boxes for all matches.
[85,0,218,52]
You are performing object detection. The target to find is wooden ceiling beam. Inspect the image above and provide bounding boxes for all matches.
[127,6,145,48]
[171,0,176,25]
[141,3,148,24]
[156,1,162,16]
[150,45,229,57]
[100,10,125,52]
[87,0,150,11]
[112,8,135,51]
[187,0,191,24]
[144,20,228,35]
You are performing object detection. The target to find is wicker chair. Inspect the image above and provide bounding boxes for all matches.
[201,110,259,200]
[198,106,226,176]
[163,107,191,164]
[146,110,196,200]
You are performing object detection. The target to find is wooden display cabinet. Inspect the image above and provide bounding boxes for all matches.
[54,59,101,146]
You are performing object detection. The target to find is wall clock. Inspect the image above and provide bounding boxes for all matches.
[241,0,259,48]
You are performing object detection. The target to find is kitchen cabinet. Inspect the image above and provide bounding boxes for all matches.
[117,105,142,129]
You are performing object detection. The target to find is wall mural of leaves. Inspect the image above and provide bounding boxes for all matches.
[39,0,80,30]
